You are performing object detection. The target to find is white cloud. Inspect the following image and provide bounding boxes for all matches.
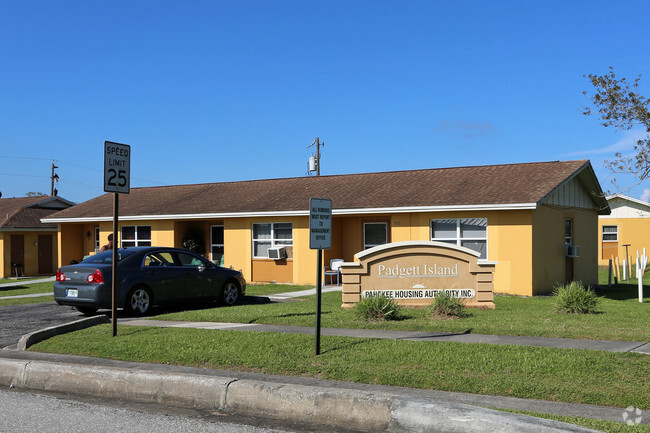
[641,189,650,203]
[561,129,646,157]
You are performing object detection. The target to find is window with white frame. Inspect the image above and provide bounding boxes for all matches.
[430,218,487,259]
[364,222,387,249]
[121,225,151,247]
[211,225,224,265]
[94,227,100,253]
[252,223,292,258]
[602,225,618,242]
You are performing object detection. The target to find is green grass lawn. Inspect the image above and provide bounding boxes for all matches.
[0,295,54,307]
[30,324,650,411]
[0,281,54,307]
[599,264,650,286]
[155,282,649,341]
[0,277,44,285]
[245,283,313,296]
[0,281,53,297]
[2,269,648,341]
[23,272,650,429]
[498,409,650,433]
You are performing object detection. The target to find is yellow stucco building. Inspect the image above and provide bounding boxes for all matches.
[0,196,75,278]
[598,194,650,269]
[44,160,609,296]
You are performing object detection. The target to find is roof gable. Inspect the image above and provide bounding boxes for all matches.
[0,196,75,229]
[603,194,650,219]
[44,160,606,221]
[540,162,609,214]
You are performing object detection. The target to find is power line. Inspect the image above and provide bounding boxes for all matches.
[0,155,53,161]
[59,180,104,190]
[1,156,167,187]
[0,173,49,178]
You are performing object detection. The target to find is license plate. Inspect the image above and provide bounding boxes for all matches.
[66,289,78,298]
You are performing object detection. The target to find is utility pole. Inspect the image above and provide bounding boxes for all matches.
[307,137,324,176]
[50,161,59,196]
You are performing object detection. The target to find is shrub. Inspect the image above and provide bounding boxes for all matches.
[553,281,600,314]
[354,295,403,321]
[429,291,469,319]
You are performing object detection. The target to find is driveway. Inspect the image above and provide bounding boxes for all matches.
[0,302,81,349]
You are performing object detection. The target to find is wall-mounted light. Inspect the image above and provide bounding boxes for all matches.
[86,231,92,239]
[34,241,38,246]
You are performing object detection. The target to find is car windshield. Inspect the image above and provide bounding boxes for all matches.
[80,249,135,265]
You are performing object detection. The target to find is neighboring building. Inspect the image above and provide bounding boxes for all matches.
[598,194,650,267]
[0,196,75,278]
[43,160,609,296]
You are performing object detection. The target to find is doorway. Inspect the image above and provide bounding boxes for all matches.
[38,235,53,274]
[10,235,24,277]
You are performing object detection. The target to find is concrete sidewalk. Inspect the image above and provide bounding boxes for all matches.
[0,276,55,288]
[124,319,650,354]
[266,285,343,299]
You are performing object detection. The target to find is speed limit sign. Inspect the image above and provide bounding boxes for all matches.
[104,141,130,194]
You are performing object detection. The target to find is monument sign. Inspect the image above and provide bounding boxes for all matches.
[340,241,496,309]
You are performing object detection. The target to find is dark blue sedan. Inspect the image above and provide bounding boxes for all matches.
[54,247,246,316]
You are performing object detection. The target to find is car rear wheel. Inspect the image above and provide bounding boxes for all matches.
[125,286,152,316]
[221,281,240,306]
[75,306,99,316]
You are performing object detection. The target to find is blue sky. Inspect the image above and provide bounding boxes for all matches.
[1,0,649,204]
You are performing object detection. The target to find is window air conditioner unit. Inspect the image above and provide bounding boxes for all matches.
[565,245,581,258]
[268,247,286,260]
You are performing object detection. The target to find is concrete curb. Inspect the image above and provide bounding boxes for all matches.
[16,315,110,351]
[0,357,601,432]
[388,399,601,433]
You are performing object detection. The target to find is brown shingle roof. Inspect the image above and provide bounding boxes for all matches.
[0,196,68,229]
[45,160,599,220]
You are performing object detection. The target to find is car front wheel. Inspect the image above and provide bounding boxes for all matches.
[125,286,152,316]
[221,281,240,306]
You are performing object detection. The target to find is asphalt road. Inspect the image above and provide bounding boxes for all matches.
[0,295,271,349]
[0,389,292,433]
[0,302,82,349]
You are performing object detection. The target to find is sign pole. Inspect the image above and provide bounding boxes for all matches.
[309,197,332,356]
[104,140,131,337]
[623,244,631,282]
[112,193,118,337]
[315,249,323,355]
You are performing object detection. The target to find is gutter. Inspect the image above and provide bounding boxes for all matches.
[41,203,539,223]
